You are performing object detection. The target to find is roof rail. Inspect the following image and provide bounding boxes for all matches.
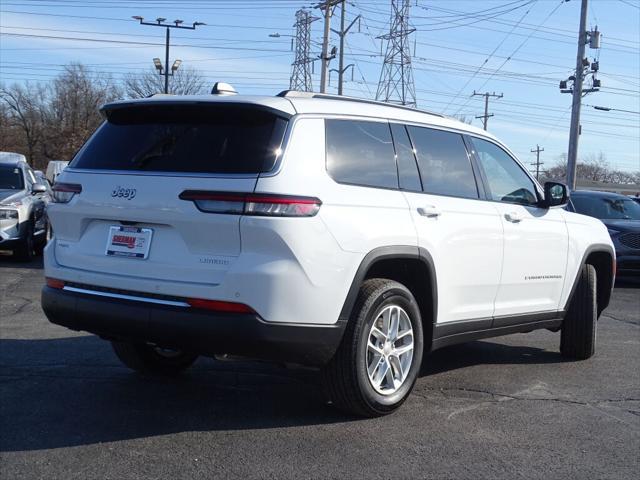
[276,90,444,118]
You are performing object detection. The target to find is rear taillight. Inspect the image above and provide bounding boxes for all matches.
[52,183,82,203]
[179,191,321,217]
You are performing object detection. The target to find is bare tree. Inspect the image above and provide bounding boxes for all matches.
[0,64,121,168]
[41,63,120,162]
[543,152,639,186]
[123,66,208,98]
[0,82,46,167]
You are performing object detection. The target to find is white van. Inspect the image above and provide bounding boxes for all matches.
[46,161,69,184]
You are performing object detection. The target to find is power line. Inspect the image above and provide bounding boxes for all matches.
[585,104,640,115]
[451,0,565,117]
[440,0,535,113]
[618,0,640,10]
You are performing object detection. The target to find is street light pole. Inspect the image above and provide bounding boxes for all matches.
[164,26,170,94]
[330,1,360,95]
[132,16,205,94]
[316,0,341,94]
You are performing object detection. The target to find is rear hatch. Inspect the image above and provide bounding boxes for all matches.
[50,100,290,285]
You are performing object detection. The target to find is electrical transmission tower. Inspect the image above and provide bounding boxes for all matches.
[376,0,416,108]
[290,9,317,92]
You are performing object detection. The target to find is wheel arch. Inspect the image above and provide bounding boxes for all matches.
[338,246,438,348]
[564,244,615,316]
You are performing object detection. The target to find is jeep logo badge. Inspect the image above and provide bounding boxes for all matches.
[111,186,137,200]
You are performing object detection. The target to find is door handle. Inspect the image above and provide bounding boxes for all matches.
[505,212,523,223]
[417,205,441,218]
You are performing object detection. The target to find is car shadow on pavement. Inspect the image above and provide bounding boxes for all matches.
[0,334,573,452]
[0,335,351,452]
[421,340,564,376]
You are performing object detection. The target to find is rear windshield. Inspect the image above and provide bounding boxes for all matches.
[71,104,288,174]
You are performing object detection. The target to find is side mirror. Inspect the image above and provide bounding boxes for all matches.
[31,183,47,195]
[540,181,568,208]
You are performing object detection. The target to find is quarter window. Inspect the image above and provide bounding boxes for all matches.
[471,138,538,206]
[326,119,398,189]
[407,126,478,199]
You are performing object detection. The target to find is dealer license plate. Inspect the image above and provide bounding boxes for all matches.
[105,226,153,259]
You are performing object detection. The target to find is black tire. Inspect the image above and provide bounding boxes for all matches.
[561,264,597,360]
[34,221,51,256]
[322,278,424,417]
[111,341,198,375]
[14,222,35,262]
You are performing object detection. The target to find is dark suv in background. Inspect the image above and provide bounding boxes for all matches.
[568,190,640,278]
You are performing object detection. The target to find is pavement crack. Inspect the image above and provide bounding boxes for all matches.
[602,314,639,327]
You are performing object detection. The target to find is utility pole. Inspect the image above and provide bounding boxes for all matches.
[132,16,204,94]
[330,2,360,95]
[560,0,601,191]
[472,91,503,131]
[376,0,417,107]
[289,9,317,92]
[530,145,545,180]
[316,1,341,94]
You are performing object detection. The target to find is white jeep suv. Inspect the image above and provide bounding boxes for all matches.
[42,91,615,417]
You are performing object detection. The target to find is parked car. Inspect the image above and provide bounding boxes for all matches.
[0,152,50,260]
[45,160,69,184]
[41,91,615,416]
[568,190,640,278]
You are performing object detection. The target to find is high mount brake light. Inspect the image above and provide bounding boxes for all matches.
[52,183,82,203]
[179,191,322,217]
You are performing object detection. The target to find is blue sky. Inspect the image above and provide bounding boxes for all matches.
[1,0,638,173]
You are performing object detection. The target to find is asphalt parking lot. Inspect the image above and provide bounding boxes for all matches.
[0,256,638,479]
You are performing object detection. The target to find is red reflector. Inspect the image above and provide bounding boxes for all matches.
[46,278,65,289]
[612,260,617,279]
[187,298,255,314]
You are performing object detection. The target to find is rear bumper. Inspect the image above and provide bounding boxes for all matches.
[41,286,345,366]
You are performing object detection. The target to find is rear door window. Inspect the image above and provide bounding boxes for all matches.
[325,119,398,189]
[407,126,479,199]
[71,104,288,174]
